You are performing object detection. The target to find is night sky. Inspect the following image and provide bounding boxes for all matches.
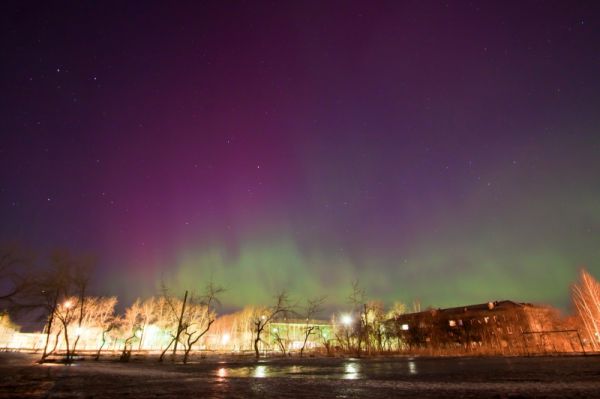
[1,1,599,311]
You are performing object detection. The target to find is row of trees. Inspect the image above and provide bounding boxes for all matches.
[0,245,221,362]
[116,283,222,363]
[2,243,600,360]
[0,245,330,361]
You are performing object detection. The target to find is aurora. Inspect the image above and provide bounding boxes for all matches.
[1,1,599,312]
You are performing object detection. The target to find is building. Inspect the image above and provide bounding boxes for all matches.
[388,300,580,354]
[205,315,332,354]
[266,319,332,353]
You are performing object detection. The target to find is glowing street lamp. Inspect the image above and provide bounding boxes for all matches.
[221,333,230,345]
[341,314,353,326]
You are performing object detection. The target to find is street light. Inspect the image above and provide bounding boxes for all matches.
[341,314,353,326]
[221,333,230,345]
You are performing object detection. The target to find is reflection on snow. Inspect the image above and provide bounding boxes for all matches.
[211,358,418,380]
[254,365,268,378]
[343,362,361,379]
[408,360,417,375]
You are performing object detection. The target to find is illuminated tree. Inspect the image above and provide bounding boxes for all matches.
[348,280,367,356]
[317,324,334,356]
[120,299,144,361]
[69,260,93,359]
[135,297,159,350]
[334,313,354,352]
[180,282,223,364]
[252,291,293,359]
[91,297,118,360]
[386,302,407,319]
[34,251,86,362]
[385,301,407,351]
[53,296,79,361]
[299,295,326,357]
[572,269,600,351]
[156,293,186,362]
[365,300,386,353]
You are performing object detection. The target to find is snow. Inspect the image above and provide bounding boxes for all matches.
[1,353,600,398]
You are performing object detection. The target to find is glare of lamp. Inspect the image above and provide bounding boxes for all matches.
[221,333,230,345]
[341,314,353,326]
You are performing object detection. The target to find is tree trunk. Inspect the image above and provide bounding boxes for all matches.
[172,290,188,362]
[300,326,315,357]
[95,329,108,361]
[300,335,309,357]
[41,293,59,362]
[72,289,86,358]
[138,321,146,350]
[41,317,54,362]
[63,324,71,362]
[95,340,105,361]
[254,337,261,359]
[159,337,175,362]
[50,329,61,356]
[120,336,134,362]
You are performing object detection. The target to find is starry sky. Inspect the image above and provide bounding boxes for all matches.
[1,1,599,311]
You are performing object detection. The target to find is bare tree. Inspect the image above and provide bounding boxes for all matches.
[271,327,289,355]
[69,259,93,359]
[120,299,144,362]
[252,291,293,359]
[36,251,73,362]
[365,300,386,353]
[136,297,157,350]
[318,325,333,356]
[181,282,224,364]
[348,280,367,356]
[14,250,94,362]
[53,296,79,361]
[92,297,118,360]
[299,295,326,357]
[387,302,407,319]
[0,243,33,306]
[157,289,189,362]
[572,269,600,351]
[386,301,407,351]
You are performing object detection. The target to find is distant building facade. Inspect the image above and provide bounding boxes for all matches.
[266,319,332,352]
[388,300,581,354]
[205,316,331,353]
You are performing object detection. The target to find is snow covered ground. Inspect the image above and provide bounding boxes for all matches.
[1,352,599,398]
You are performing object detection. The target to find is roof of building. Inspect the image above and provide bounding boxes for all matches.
[395,300,535,320]
[270,318,330,326]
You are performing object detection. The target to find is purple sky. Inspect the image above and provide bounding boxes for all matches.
[1,1,599,310]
